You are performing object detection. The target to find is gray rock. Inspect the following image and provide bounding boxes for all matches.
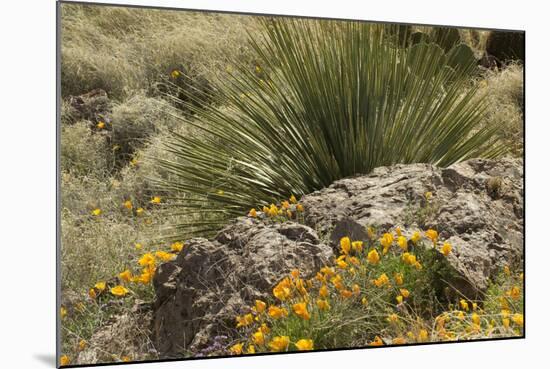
[152,157,523,357]
[302,157,523,295]
[152,218,332,358]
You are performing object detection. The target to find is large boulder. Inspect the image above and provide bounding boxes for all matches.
[302,157,523,296]
[151,157,523,358]
[152,219,332,358]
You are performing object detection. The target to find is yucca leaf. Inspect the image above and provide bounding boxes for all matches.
[153,19,506,239]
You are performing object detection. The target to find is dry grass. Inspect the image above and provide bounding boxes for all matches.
[478,63,524,156]
[60,3,259,100]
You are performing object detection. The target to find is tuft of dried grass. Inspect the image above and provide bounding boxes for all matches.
[478,63,524,156]
[60,3,259,100]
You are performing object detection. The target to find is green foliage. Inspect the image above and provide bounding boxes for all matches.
[156,19,506,238]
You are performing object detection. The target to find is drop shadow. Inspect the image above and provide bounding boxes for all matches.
[33,353,57,367]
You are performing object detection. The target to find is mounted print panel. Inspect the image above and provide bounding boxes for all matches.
[57,1,524,367]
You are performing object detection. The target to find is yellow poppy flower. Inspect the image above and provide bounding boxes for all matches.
[88,288,97,299]
[118,269,132,282]
[268,306,288,319]
[134,243,143,250]
[316,299,330,311]
[509,286,521,300]
[340,289,353,298]
[268,336,290,352]
[255,300,267,314]
[155,250,176,262]
[295,339,314,351]
[340,237,351,254]
[123,200,132,210]
[411,231,421,243]
[246,345,255,354]
[319,284,329,298]
[396,295,403,304]
[392,337,407,345]
[171,69,181,79]
[394,273,404,285]
[94,281,106,291]
[399,288,410,298]
[91,208,102,216]
[252,331,265,345]
[425,229,438,243]
[289,195,297,204]
[170,242,184,252]
[296,204,304,212]
[248,208,257,217]
[418,329,429,342]
[380,233,394,249]
[96,121,105,129]
[368,336,384,346]
[397,236,408,251]
[471,313,481,326]
[60,355,70,366]
[60,306,67,319]
[110,285,129,297]
[387,313,399,323]
[373,273,389,287]
[136,207,144,216]
[292,302,311,320]
[236,313,254,328]
[230,343,243,355]
[281,201,290,209]
[273,278,292,301]
[511,313,524,326]
[460,299,469,311]
[260,323,270,334]
[441,242,452,256]
[352,241,363,253]
[367,249,380,265]
[150,196,161,204]
[138,253,156,267]
[78,339,87,350]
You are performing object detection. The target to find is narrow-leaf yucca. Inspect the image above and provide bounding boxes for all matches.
[155,19,505,238]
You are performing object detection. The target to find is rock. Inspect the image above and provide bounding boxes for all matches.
[76,308,157,365]
[152,218,332,358]
[151,157,522,357]
[485,31,525,65]
[66,88,112,125]
[302,157,523,296]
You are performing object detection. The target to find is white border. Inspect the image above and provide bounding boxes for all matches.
[2,0,548,368]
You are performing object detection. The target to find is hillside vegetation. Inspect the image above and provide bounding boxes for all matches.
[59,3,524,366]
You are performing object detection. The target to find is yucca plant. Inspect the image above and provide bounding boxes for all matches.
[154,18,506,239]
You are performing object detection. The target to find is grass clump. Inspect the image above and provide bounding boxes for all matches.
[477,63,524,156]
[60,3,258,100]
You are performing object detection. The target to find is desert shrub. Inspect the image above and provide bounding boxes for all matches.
[60,3,259,100]
[109,94,180,166]
[61,121,111,177]
[478,63,524,156]
[156,19,506,238]
[225,226,523,354]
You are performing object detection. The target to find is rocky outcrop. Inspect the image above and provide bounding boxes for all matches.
[152,219,332,358]
[76,303,157,365]
[152,157,523,357]
[302,157,523,295]
[66,88,112,125]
